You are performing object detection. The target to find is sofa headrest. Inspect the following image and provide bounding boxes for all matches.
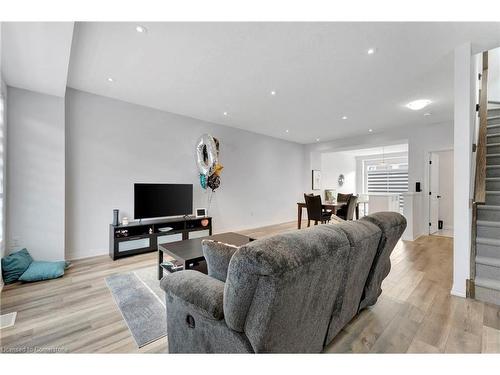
[230,224,350,276]
[360,211,407,234]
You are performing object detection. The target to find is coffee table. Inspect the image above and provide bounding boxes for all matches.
[157,232,255,279]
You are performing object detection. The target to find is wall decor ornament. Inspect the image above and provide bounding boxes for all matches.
[338,174,345,187]
[199,173,207,189]
[195,133,223,192]
[312,170,321,190]
[196,134,218,176]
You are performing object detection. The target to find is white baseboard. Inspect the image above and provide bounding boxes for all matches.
[66,248,108,261]
[450,288,466,298]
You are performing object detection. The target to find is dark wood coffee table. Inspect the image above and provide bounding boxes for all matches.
[157,232,255,279]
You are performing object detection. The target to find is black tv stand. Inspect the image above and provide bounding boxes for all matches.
[109,216,212,260]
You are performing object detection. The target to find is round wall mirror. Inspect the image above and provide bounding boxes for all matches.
[338,174,345,187]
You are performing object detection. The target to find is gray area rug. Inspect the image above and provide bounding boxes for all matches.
[106,267,167,348]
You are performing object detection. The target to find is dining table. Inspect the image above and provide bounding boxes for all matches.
[296,201,359,229]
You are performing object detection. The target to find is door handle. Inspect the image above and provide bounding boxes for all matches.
[437,195,442,198]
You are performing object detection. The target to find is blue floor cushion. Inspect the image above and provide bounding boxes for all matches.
[1,248,33,284]
[18,261,69,282]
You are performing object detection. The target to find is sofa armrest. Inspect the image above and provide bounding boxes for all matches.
[201,239,239,282]
[160,270,225,320]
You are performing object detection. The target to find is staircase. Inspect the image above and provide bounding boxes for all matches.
[475,104,500,304]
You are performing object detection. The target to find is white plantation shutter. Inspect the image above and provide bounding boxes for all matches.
[366,162,408,212]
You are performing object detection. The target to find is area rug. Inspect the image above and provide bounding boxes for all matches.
[106,267,166,348]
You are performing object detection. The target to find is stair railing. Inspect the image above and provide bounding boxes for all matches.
[469,51,489,298]
[474,51,489,203]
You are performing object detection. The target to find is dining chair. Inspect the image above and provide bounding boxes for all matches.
[336,195,359,221]
[336,192,353,204]
[304,193,333,226]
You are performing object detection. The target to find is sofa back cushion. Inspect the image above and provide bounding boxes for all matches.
[358,212,407,310]
[224,224,351,353]
[324,219,381,343]
[202,240,239,282]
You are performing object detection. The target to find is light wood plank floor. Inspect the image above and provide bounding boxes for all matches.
[1,221,499,353]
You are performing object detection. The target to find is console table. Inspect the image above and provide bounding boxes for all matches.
[109,216,212,260]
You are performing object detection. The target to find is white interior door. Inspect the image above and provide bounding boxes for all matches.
[429,153,440,234]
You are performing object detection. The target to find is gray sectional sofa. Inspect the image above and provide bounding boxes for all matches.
[160,211,407,353]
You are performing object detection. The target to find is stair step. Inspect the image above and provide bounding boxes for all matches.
[485,191,500,205]
[478,205,500,210]
[475,282,500,305]
[486,177,500,190]
[475,277,500,291]
[487,164,500,177]
[476,257,500,282]
[487,143,500,154]
[487,154,500,165]
[476,240,500,258]
[476,256,500,267]
[477,221,500,239]
[488,124,500,136]
[477,237,500,246]
[477,220,500,227]
[477,205,500,221]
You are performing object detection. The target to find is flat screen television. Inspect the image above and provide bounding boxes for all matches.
[134,183,193,219]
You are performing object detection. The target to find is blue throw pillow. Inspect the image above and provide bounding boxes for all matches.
[1,248,33,284]
[18,261,69,283]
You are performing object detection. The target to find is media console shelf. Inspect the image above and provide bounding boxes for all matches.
[109,216,212,260]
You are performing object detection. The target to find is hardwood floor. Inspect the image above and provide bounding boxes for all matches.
[1,221,499,353]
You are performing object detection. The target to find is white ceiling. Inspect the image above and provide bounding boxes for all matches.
[1,22,74,97]
[3,22,500,143]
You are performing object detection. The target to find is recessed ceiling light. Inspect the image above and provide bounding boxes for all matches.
[342,116,348,120]
[316,138,320,142]
[424,112,432,116]
[285,129,289,133]
[270,90,277,96]
[107,77,114,82]
[367,48,376,55]
[369,129,373,133]
[406,99,432,111]
[136,25,147,33]
[223,111,228,116]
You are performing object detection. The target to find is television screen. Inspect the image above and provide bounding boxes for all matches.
[134,183,193,219]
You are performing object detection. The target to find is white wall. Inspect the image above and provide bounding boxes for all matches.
[320,152,356,196]
[6,87,65,261]
[436,150,454,230]
[0,22,7,286]
[306,121,454,238]
[65,89,305,259]
[489,47,500,102]
[453,43,475,298]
